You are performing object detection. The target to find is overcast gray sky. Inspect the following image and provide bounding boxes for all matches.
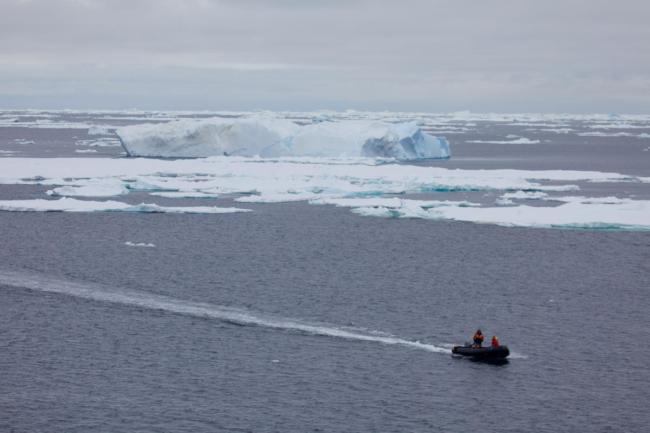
[1,0,649,112]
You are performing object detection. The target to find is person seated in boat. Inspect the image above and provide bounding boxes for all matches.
[472,329,484,347]
[491,335,500,348]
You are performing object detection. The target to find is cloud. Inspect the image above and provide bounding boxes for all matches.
[1,0,649,112]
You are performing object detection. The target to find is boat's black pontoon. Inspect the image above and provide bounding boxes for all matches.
[452,344,510,361]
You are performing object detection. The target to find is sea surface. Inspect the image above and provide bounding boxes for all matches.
[1,111,649,432]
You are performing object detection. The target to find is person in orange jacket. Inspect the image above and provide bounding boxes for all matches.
[472,329,484,347]
[491,335,500,348]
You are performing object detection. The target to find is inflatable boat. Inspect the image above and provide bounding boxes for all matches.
[452,344,510,360]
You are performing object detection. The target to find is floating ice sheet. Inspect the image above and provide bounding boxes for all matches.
[0,157,647,230]
[577,132,650,138]
[124,241,156,248]
[467,138,541,144]
[0,197,250,214]
[347,197,650,230]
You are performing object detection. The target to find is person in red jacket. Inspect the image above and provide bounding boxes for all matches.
[472,329,484,347]
[491,335,500,348]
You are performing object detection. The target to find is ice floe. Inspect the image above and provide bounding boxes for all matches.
[467,138,541,144]
[0,157,647,230]
[502,191,549,200]
[525,128,573,134]
[13,139,35,145]
[585,122,649,130]
[344,198,650,230]
[577,132,650,138]
[0,157,641,200]
[0,197,250,214]
[124,241,156,248]
[75,138,122,147]
[46,179,129,197]
[496,190,548,205]
[75,149,99,154]
[149,191,220,198]
[3,109,650,132]
[88,126,113,135]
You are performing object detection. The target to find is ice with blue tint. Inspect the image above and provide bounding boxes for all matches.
[116,116,450,160]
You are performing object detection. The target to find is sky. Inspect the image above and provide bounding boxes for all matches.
[1,0,649,113]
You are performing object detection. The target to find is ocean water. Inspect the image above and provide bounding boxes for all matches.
[1,111,649,432]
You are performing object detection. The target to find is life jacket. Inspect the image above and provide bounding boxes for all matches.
[473,332,484,343]
[491,336,499,347]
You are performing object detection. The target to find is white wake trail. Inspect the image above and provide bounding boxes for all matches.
[0,270,450,355]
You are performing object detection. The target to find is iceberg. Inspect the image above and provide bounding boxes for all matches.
[116,116,451,160]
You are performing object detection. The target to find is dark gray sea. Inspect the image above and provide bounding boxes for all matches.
[1,111,649,432]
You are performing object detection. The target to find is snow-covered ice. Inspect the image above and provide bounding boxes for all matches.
[1,106,649,231]
[46,179,129,197]
[347,197,650,230]
[467,138,541,144]
[124,241,156,248]
[497,190,549,204]
[0,197,250,214]
[13,139,35,145]
[88,126,113,135]
[75,138,122,148]
[0,157,642,200]
[577,132,650,138]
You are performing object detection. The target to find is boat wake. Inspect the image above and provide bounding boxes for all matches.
[0,269,451,355]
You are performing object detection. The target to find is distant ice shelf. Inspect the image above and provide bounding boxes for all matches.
[116,116,451,160]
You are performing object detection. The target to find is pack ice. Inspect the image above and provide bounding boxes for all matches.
[116,116,451,159]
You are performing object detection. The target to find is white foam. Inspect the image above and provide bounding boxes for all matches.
[0,269,451,355]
